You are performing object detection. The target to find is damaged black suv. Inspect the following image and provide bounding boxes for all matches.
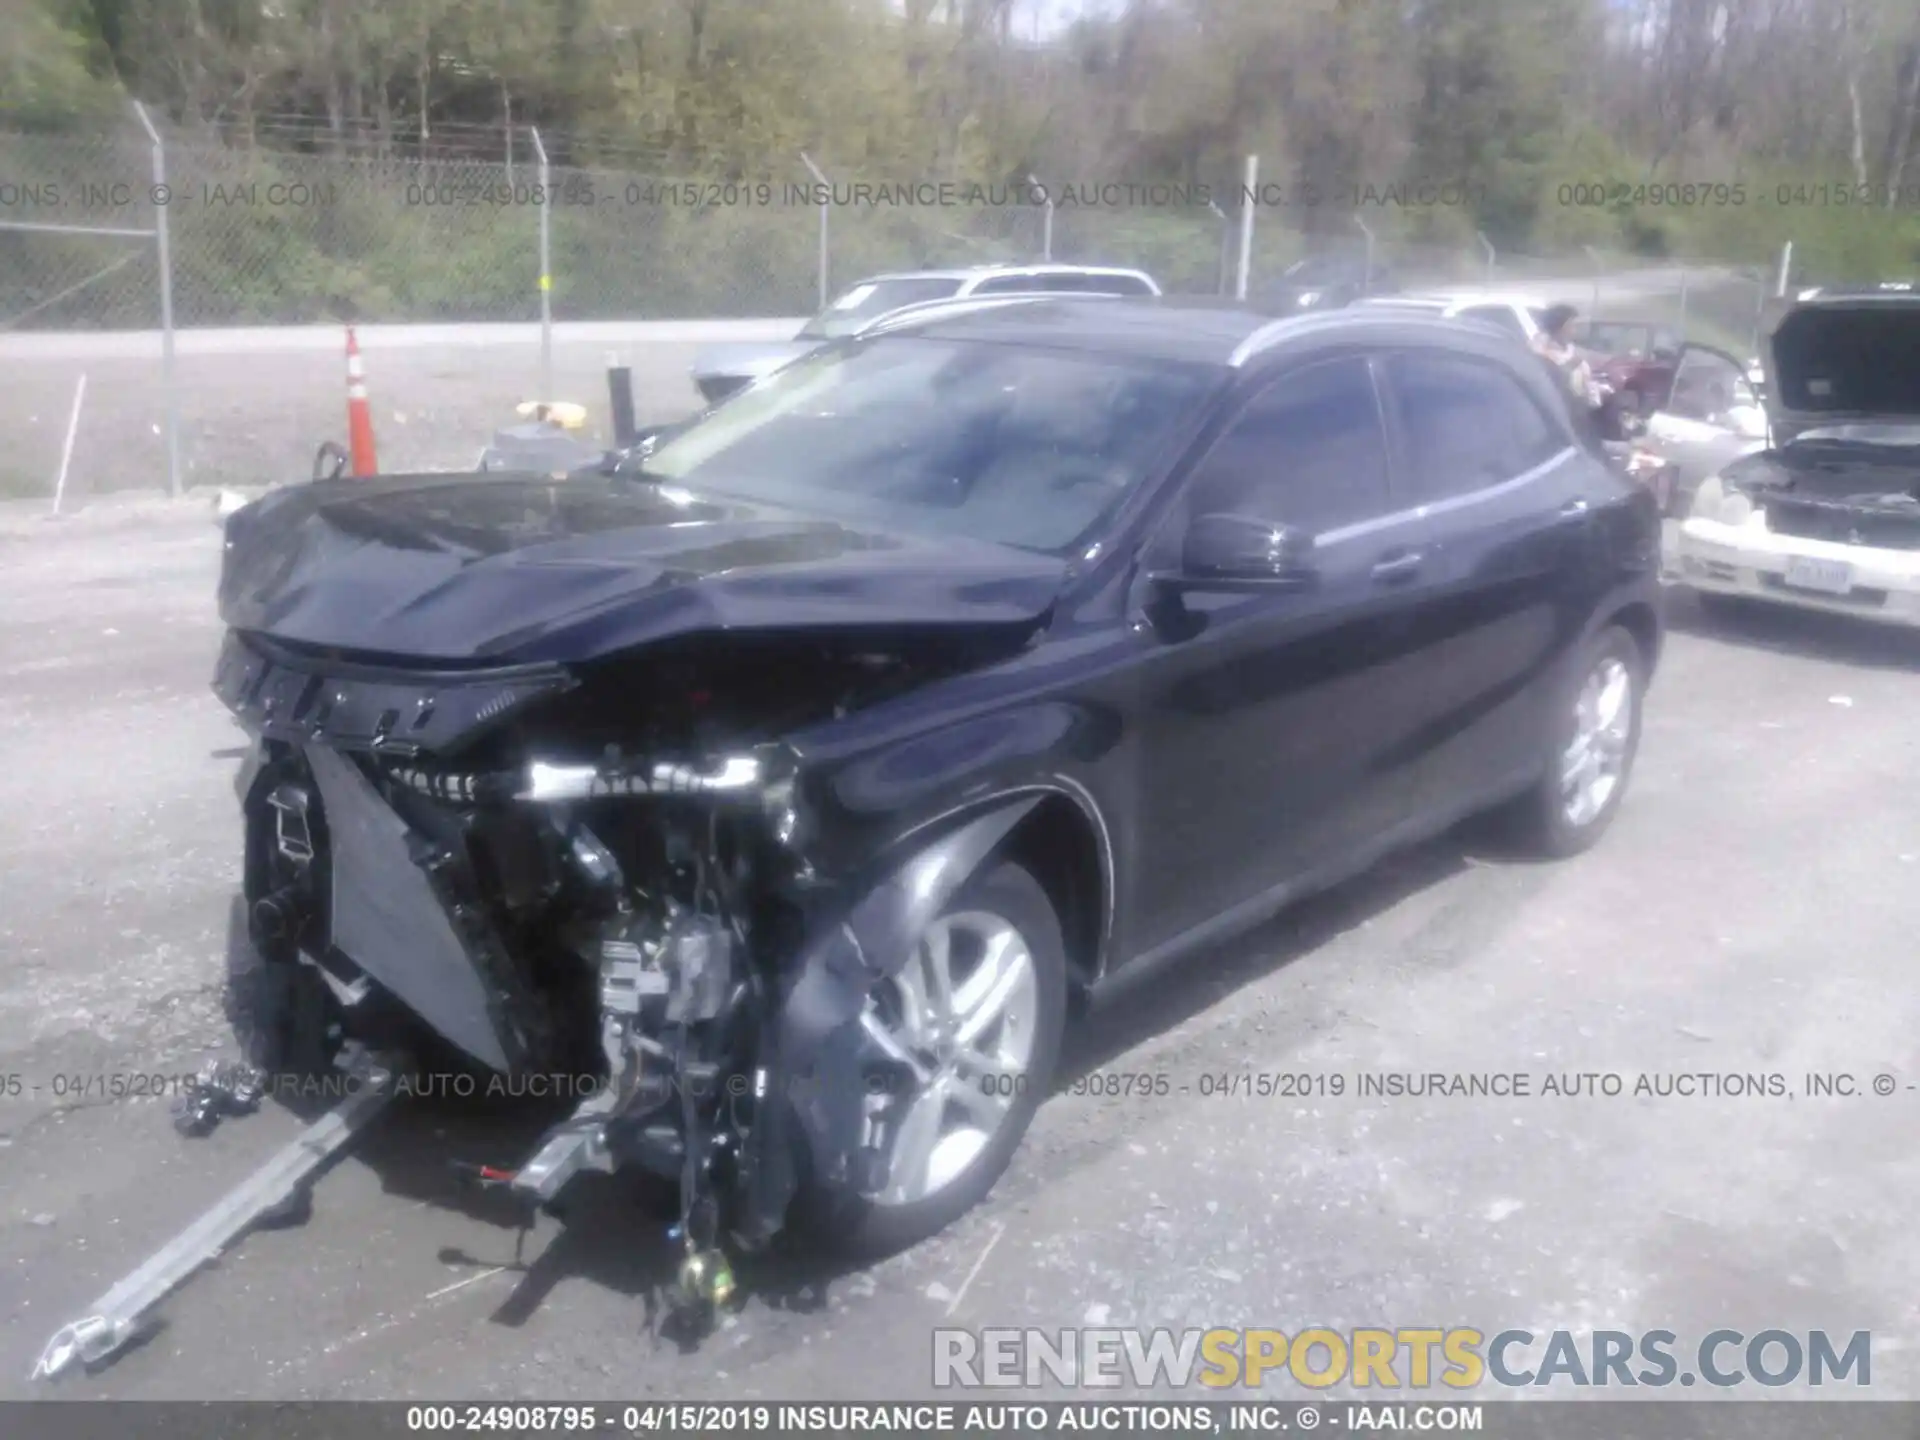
[215,296,1662,1268]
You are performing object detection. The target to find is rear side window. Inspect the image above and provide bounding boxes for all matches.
[1090,273,1157,295]
[1385,351,1568,502]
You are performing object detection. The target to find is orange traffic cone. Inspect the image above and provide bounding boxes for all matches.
[345,327,378,477]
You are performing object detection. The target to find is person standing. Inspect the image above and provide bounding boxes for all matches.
[1530,302,1617,452]
[1532,303,1596,405]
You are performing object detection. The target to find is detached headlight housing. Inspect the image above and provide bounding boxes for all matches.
[1688,473,1756,526]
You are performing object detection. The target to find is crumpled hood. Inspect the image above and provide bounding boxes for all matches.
[218,473,1067,666]
[1767,299,1920,442]
[688,339,818,382]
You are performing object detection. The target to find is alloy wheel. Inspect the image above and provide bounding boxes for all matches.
[1559,654,1634,828]
[859,910,1040,1207]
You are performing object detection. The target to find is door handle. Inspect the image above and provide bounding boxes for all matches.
[1370,549,1423,585]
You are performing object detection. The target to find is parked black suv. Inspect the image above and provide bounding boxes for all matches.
[216,297,1663,1270]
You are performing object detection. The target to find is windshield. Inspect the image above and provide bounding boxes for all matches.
[798,277,966,339]
[638,335,1221,553]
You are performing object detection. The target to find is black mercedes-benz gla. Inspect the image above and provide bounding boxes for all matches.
[215,295,1662,1271]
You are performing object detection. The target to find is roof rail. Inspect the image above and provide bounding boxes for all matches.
[853,290,1126,339]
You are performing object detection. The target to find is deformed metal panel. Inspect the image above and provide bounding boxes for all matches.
[304,744,509,1072]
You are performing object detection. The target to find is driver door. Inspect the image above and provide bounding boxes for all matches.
[1124,355,1437,953]
[1642,343,1770,512]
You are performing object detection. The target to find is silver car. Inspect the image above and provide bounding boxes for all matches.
[689,263,1162,405]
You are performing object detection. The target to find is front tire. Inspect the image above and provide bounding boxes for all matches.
[795,859,1068,1261]
[1499,624,1645,859]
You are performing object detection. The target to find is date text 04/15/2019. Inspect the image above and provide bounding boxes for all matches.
[0,1072,200,1101]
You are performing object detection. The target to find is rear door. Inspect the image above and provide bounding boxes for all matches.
[1377,345,1602,821]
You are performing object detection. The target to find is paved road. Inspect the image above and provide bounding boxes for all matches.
[1,499,1917,1400]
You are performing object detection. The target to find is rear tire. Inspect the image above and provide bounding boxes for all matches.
[793,859,1068,1262]
[1497,624,1645,859]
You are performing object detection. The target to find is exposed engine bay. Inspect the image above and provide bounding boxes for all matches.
[218,622,1028,1305]
[1721,438,1920,550]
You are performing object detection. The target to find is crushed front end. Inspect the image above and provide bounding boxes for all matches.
[214,626,965,1291]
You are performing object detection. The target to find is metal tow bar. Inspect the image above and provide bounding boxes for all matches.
[31,1047,402,1382]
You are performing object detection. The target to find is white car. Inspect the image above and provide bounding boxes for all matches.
[1355,291,1556,346]
[1632,342,1772,515]
[1676,288,1920,627]
[689,264,1162,405]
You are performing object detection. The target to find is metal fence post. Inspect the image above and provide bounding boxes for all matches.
[1677,265,1690,336]
[1776,240,1793,297]
[1354,215,1375,294]
[1235,155,1257,301]
[1028,175,1053,261]
[1476,230,1495,283]
[132,102,181,497]
[800,153,830,309]
[530,127,552,405]
[1208,200,1230,295]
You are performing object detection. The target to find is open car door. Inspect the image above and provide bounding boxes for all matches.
[1639,341,1771,515]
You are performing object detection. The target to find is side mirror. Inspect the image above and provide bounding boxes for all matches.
[1155,512,1318,594]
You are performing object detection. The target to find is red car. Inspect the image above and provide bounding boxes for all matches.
[1574,318,1686,415]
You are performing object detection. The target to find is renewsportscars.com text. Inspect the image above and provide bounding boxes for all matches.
[932,1327,1872,1390]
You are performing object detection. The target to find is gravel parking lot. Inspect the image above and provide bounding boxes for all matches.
[1,497,1918,1402]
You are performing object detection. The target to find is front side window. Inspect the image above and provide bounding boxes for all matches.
[639,336,1221,553]
[1183,357,1393,533]
[1385,351,1567,501]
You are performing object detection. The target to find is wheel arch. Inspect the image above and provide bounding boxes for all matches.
[1604,598,1662,677]
[993,785,1112,992]
[874,778,1114,990]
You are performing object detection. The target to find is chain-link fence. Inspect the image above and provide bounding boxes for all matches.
[0,129,169,330]
[1,119,1788,501]
[8,122,1756,331]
